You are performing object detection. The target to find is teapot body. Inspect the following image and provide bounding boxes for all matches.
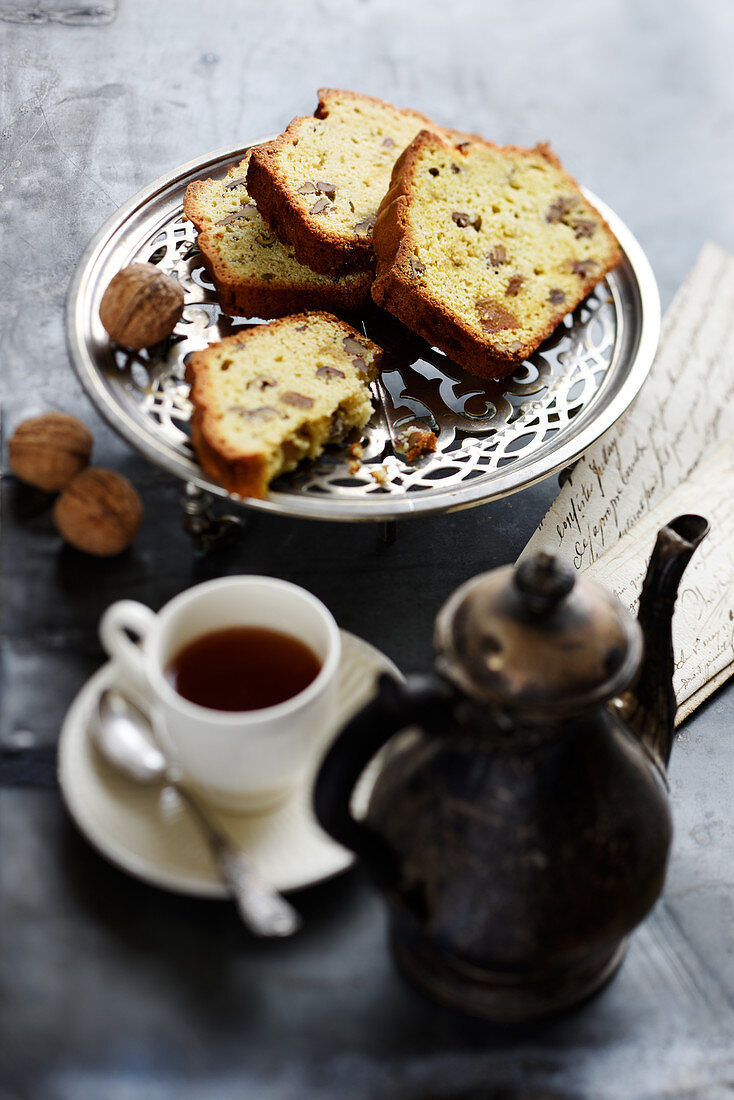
[367,698,671,1020]
[314,518,708,1021]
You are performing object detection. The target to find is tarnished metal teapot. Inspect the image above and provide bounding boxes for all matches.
[314,515,709,1021]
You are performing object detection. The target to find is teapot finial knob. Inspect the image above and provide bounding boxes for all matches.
[514,552,575,614]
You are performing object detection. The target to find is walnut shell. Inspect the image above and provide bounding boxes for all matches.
[99,262,184,349]
[53,468,143,556]
[8,412,93,492]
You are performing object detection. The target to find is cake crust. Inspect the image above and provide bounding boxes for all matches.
[186,312,382,499]
[371,131,623,379]
[183,156,371,319]
[246,89,461,278]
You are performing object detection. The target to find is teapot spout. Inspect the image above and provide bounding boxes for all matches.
[621,514,709,769]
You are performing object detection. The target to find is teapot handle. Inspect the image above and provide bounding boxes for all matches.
[313,672,454,886]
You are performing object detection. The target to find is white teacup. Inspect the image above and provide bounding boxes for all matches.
[99,576,341,812]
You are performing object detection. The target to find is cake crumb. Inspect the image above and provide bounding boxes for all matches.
[395,426,437,463]
[348,441,365,474]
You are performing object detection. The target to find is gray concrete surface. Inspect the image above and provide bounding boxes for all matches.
[1,2,733,1097]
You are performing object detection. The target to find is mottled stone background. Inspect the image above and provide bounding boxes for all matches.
[1,2,733,1097]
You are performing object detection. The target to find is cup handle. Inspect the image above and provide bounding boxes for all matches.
[99,600,157,693]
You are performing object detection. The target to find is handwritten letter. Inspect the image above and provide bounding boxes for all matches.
[521,243,734,720]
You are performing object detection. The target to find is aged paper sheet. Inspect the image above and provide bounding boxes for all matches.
[521,242,734,721]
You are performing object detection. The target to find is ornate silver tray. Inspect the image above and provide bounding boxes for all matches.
[67,140,660,522]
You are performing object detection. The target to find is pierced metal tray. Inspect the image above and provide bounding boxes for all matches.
[67,141,660,522]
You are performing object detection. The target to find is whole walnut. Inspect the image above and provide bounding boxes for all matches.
[9,412,93,492]
[99,262,184,349]
[53,468,143,556]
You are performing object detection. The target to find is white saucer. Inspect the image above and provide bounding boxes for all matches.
[58,630,400,897]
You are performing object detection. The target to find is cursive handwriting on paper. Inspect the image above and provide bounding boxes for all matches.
[521,243,734,720]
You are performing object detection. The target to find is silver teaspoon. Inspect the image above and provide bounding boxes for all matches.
[92,687,302,937]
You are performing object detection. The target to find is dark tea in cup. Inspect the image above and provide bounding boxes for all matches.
[101,576,341,810]
[165,626,322,712]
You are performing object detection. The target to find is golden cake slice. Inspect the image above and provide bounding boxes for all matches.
[182,156,371,318]
[186,312,382,499]
[371,131,622,379]
[246,89,466,277]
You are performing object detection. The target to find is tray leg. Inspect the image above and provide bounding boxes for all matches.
[380,520,398,545]
[180,483,244,553]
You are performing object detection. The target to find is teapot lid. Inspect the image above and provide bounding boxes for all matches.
[434,553,643,716]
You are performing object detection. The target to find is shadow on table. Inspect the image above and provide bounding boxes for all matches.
[57,803,610,1043]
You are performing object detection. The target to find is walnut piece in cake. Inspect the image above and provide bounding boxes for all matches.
[371,131,622,379]
[246,89,472,277]
[182,155,371,318]
[186,312,382,499]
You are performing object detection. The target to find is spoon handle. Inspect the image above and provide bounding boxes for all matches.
[172,781,302,937]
